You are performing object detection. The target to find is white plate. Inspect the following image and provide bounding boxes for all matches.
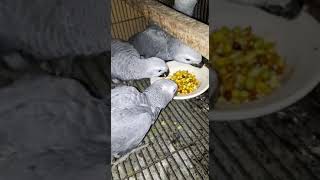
[209,0,320,120]
[150,61,209,100]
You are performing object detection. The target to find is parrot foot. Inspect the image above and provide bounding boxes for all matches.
[112,143,149,166]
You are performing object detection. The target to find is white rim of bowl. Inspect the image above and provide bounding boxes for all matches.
[150,63,209,100]
[209,76,320,121]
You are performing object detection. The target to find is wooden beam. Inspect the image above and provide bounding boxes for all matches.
[123,0,209,59]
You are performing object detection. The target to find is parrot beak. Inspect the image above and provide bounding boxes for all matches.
[191,61,204,68]
[191,58,208,68]
[160,70,170,77]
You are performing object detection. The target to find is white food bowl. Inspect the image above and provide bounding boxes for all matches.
[150,61,209,100]
[209,0,320,120]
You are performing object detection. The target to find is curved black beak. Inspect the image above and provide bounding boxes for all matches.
[191,60,204,68]
[191,57,209,68]
[159,70,170,77]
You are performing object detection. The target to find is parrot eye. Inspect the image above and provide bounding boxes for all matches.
[158,70,162,72]
[186,58,191,62]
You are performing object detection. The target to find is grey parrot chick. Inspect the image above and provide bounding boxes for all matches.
[0,74,109,180]
[111,79,177,158]
[111,39,169,82]
[226,0,304,19]
[129,25,203,67]
[174,0,198,16]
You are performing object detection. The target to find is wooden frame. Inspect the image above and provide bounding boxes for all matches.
[123,0,209,59]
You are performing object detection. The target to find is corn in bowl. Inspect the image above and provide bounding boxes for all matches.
[169,70,200,95]
[210,26,286,104]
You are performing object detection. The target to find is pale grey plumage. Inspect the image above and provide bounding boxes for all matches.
[111,79,177,158]
[0,0,109,59]
[173,0,198,16]
[129,25,202,66]
[0,75,109,180]
[111,39,168,81]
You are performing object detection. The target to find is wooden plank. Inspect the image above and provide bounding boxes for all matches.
[123,0,209,59]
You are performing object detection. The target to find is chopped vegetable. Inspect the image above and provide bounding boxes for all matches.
[169,70,200,95]
[210,26,286,103]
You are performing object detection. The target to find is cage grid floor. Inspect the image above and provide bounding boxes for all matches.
[112,80,209,180]
[210,84,320,180]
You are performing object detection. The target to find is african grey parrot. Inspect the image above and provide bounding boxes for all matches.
[129,25,203,67]
[0,74,109,180]
[174,0,199,16]
[0,0,109,58]
[111,39,169,82]
[226,0,304,19]
[0,0,109,74]
[111,79,177,162]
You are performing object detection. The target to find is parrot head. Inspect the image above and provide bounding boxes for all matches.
[144,57,169,78]
[170,40,203,67]
[144,79,177,109]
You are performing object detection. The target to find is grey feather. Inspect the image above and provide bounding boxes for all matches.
[111,39,168,81]
[0,0,109,59]
[1,52,31,71]
[129,26,170,60]
[173,0,198,16]
[129,25,202,65]
[0,75,109,179]
[111,79,177,157]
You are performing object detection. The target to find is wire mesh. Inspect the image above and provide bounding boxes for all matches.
[111,0,148,40]
[194,0,209,24]
[157,0,209,24]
